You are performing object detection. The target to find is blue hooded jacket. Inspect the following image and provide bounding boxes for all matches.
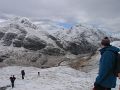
[95,45,120,88]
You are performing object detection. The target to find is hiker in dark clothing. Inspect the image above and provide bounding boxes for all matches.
[10,75,16,88]
[38,72,40,76]
[21,70,25,79]
[93,37,120,90]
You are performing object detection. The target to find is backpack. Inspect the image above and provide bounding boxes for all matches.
[114,53,120,77]
[21,70,25,75]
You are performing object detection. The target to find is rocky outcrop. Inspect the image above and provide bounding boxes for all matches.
[0,17,110,68]
[0,31,5,40]
[19,17,38,29]
[41,47,65,56]
[53,24,106,55]
[66,40,97,55]
[0,54,10,62]
[47,35,64,49]
[13,39,23,47]
[23,35,47,50]
[13,34,26,47]
[0,85,11,90]
[2,32,17,46]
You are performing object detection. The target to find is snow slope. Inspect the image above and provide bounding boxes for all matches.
[0,66,95,90]
[111,41,120,48]
[0,66,119,90]
[112,33,120,39]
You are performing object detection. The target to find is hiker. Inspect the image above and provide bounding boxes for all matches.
[38,72,40,76]
[10,75,16,88]
[93,37,120,90]
[21,70,25,79]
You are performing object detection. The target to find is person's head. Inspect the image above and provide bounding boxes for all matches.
[21,70,24,72]
[101,37,110,47]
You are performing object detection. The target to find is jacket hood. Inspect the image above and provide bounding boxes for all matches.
[99,45,120,55]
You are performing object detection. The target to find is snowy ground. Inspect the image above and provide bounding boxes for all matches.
[0,66,120,90]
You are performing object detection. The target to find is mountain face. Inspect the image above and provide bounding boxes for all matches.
[0,17,64,52]
[53,24,106,55]
[0,17,107,67]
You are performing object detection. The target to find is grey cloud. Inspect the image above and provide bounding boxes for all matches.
[0,0,120,32]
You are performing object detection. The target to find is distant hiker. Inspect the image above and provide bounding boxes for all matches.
[21,70,25,79]
[10,75,16,88]
[38,72,40,76]
[93,37,120,90]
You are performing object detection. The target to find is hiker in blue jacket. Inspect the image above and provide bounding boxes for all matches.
[93,37,120,90]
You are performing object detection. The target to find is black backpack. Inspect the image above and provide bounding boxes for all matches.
[114,53,120,77]
[21,70,25,75]
[106,51,120,77]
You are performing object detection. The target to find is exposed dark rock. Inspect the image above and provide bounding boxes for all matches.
[13,39,22,47]
[19,18,38,29]
[9,23,27,34]
[30,58,38,62]
[16,34,26,40]
[42,47,65,56]
[0,58,4,62]
[0,31,5,40]
[30,53,42,62]
[13,34,26,47]
[66,40,97,55]
[23,35,46,50]
[2,32,17,46]
[48,35,57,41]
[0,85,11,90]
[0,54,10,62]
[47,35,64,49]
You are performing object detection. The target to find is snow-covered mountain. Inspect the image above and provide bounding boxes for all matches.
[0,17,66,67]
[0,17,120,90]
[0,41,120,90]
[0,17,112,68]
[53,24,106,55]
[0,17,56,48]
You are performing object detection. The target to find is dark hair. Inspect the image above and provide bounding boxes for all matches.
[101,37,110,46]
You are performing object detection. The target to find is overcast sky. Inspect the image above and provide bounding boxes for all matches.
[0,0,120,32]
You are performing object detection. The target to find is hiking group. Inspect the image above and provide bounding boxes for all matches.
[93,37,120,90]
[9,70,40,88]
[9,70,26,88]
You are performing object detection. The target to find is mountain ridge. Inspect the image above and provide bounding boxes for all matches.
[0,17,114,68]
